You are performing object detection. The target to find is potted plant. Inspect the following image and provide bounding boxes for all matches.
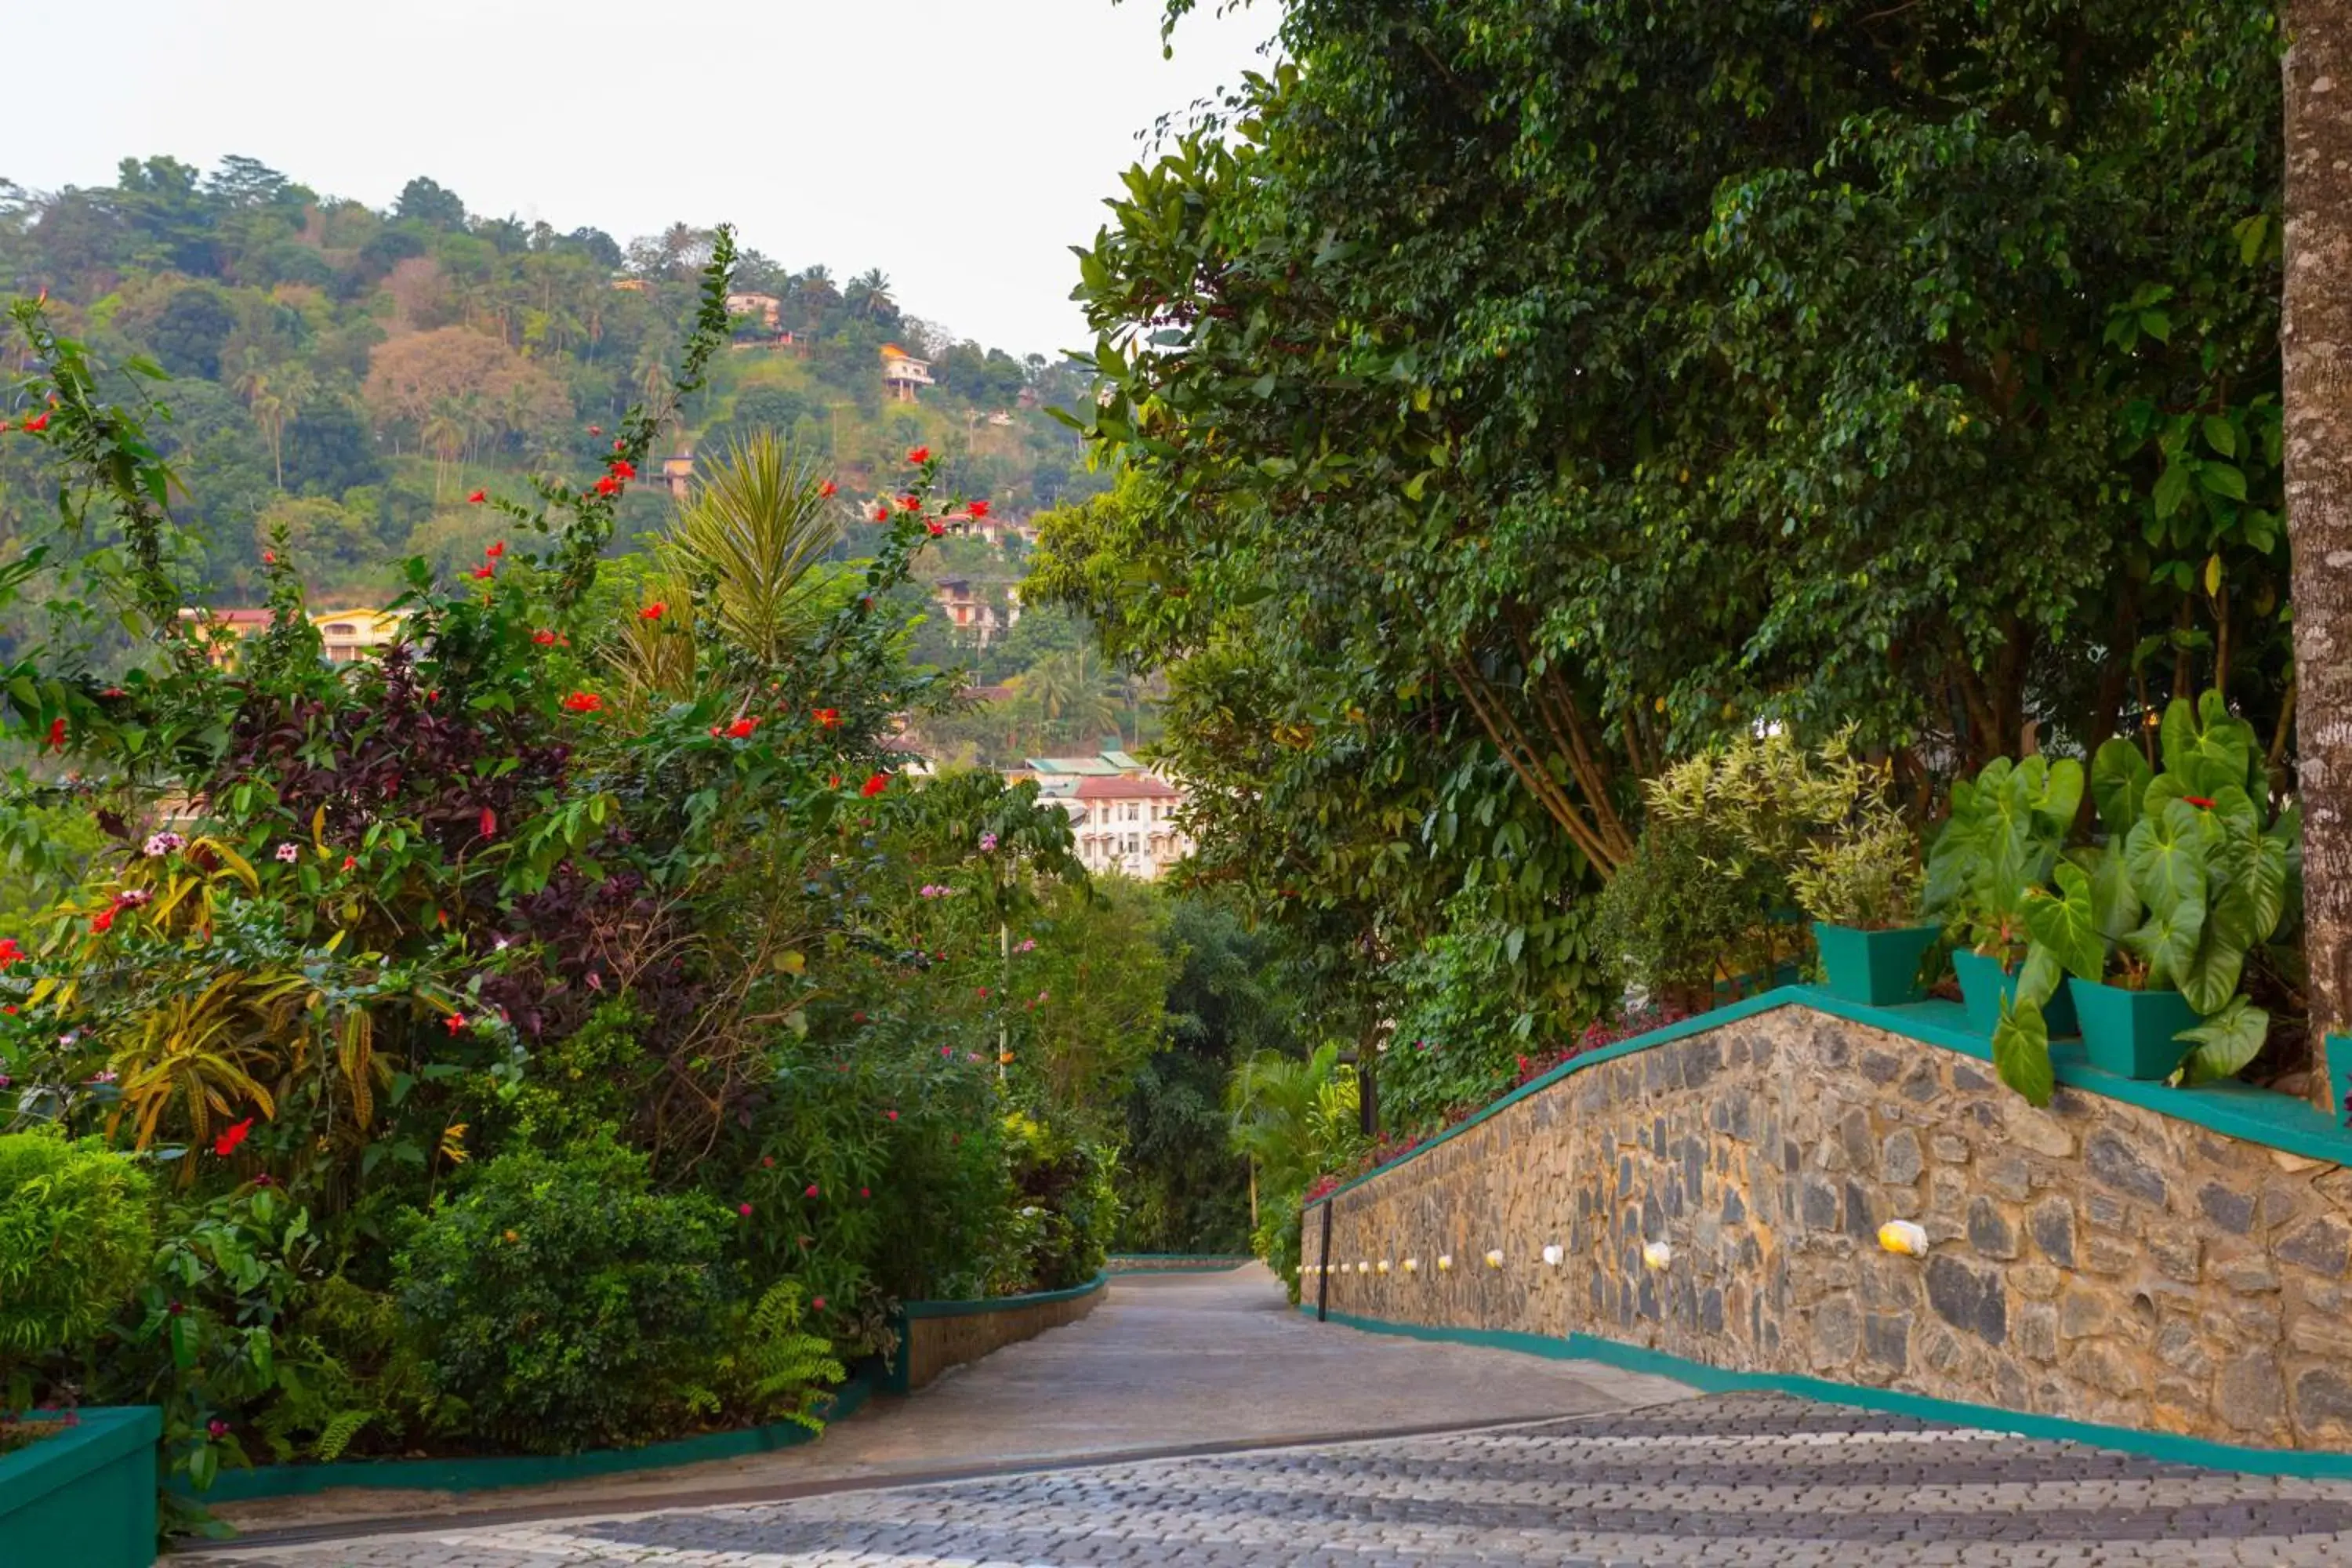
[1994,694,2296,1102]
[1649,728,1932,1006]
[1924,755,2082,1036]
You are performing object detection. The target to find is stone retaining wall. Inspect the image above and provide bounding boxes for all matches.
[894,1276,1106,1393]
[1302,1004,2352,1451]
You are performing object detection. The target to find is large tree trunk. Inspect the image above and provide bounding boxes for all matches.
[2284,0,2352,1113]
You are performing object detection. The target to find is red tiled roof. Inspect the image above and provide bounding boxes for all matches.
[1072,775,1179,800]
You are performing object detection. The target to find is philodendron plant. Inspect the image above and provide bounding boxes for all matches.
[1925,755,2083,961]
[1993,693,2298,1105]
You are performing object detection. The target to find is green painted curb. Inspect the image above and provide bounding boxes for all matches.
[1106,1254,1252,1274]
[180,1378,870,1501]
[1300,1305,2352,1480]
[1305,986,2352,1211]
[0,1406,159,1568]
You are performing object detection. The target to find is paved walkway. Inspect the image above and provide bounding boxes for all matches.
[193,1270,2352,1566]
[199,1267,1686,1540]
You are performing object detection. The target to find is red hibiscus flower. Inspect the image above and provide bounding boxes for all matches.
[968,499,990,520]
[814,708,840,728]
[487,539,506,558]
[533,630,557,645]
[478,807,497,838]
[43,718,66,752]
[262,550,277,565]
[593,474,621,497]
[469,564,495,580]
[609,459,637,481]
[907,445,930,464]
[926,521,946,536]
[341,855,357,871]
[861,772,890,798]
[468,489,487,504]
[2183,795,2217,809]
[212,1118,255,1158]
[818,480,837,498]
[725,717,758,739]
[898,493,921,512]
[22,413,48,434]
[871,503,891,523]
[444,1014,467,1036]
[561,691,604,713]
[640,602,666,621]
[90,906,116,935]
[0,938,18,970]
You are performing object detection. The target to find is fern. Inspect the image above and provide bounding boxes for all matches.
[721,1283,846,1432]
[313,1409,374,1463]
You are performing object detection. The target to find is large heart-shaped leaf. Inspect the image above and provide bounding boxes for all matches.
[2177,917,2249,1015]
[2159,691,2258,800]
[2125,800,2214,920]
[2022,861,2103,982]
[2091,738,2152,840]
[2179,996,2270,1085]
[2076,842,2142,942]
[2028,756,2085,834]
[2123,892,2205,989]
[1991,995,2055,1107]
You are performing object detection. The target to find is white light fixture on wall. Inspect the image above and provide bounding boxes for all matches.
[1541,1243,1564,1267]
[1642,1240,1673,1272]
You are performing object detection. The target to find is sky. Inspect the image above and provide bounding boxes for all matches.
[5,0,1279,358]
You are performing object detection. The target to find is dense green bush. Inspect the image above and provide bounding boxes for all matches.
[1004,1112,1119,1290]
[0,1129,152,1398]
[391,1141,734,1453]
[1592,820,1793,1014]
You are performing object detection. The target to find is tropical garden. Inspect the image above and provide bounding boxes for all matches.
[0,231,1290,1525]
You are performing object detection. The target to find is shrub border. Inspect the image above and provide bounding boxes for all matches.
[898,1270,1110,1322]
[1299,1303,2352,1479]
[1302,985,2352,1212]
[179,1378,872,1501]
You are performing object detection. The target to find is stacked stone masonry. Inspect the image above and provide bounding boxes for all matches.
[1302,1006,2352,1451]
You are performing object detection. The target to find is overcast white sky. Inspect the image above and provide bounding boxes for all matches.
[6,0,1278,358]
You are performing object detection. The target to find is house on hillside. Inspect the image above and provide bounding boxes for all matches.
[1042,771,1189,880]
[179,607,409,669]
[931,577,1018,648]
[880,343,934,402]
[662,450,695,501]
[726,292,782,332]
[310,608,408,665]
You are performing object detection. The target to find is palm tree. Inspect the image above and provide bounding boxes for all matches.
[1227,1045,1362,1223]
[2285,0,2352,1105]
[420,398,468,500]
[845,268,895,321]
[606,432,841,701]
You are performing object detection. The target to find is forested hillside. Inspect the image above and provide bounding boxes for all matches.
[0,156,1141,760]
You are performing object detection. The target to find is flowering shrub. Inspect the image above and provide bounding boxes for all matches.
[0,234,1134,1500]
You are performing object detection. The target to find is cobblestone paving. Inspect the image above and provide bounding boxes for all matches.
[203,1393,2352,1566]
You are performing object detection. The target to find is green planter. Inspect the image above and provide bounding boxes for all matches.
[0,1406,159,1568]
[1813,922,1941,1006]
[2069,978,2198,1080]
[1953,949,2078,1037]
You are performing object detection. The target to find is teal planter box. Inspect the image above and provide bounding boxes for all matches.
[2070,979,2198,1080]
[1953,950,2078,1037]
[0,1406,159,1568]
[1813,922,1940,1006]
[2328,1034,2352,1126]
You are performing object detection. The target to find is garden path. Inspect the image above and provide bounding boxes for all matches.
[196,1265,1689,1547]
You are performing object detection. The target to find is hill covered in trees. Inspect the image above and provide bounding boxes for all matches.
[0,156,1140,761]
